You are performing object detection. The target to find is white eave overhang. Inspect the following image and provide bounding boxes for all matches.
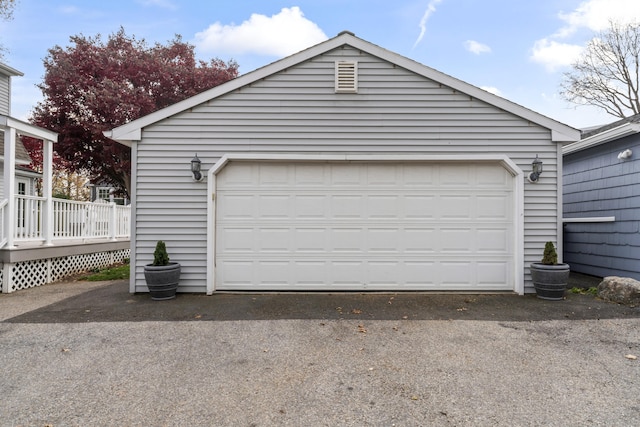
[0,115,58,142]
[563,122,640,155]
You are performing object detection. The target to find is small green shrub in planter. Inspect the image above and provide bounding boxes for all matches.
[143,241,181,300]
[541,241,558,265]
[530,241,570,301]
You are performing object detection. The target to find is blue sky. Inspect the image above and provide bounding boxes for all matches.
[1,0,639,129]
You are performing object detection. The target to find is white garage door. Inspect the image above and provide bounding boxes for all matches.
[215,161,514,291]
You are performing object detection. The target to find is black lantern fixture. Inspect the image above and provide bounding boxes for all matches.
[191,153,202,181]
[528,155,543,183]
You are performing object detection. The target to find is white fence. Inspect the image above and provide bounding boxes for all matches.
[12,196,130,243]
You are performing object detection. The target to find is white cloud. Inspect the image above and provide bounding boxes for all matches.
[556,0,640,37]
[481,86,502,97]
[194,7,327,57]
[529,0,638,72]
[464,40,491,55]
[413,0,444,48]
[530,39,584,72]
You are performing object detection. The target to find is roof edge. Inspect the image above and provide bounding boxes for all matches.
[0,63,23,77]
[563,122,640,155]
[108,31,580,144]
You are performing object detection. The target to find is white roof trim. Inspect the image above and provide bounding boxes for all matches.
[0,115,58,141]
[107,32,580,145]
[0,63,23,77]
[563,122,640,155]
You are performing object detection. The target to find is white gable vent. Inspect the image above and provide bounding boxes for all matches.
[335,61,358,93]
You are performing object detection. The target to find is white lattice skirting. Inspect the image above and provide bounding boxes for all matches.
[0,249,130,293]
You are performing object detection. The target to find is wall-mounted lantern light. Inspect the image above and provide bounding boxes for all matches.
[191,153,203,181]
[528,155,543,183]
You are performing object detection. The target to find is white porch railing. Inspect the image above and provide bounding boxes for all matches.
[11,195,130,244]
[0,198,7,248]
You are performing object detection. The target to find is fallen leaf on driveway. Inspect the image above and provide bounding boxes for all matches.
[351,309,362,314]
[358,324,367,333]
[625,354,637,360]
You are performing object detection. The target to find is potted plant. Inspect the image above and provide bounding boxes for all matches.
[143,240,181,300]
[530,241,570,300]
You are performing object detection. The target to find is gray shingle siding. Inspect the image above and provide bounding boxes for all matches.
[563,133,640,280]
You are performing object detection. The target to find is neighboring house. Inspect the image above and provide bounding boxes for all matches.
[88,181,128,205]
[0,62,130,294]
[106,31,580,295]
[0,64,40,200]
[0,135,41,199]
[563,114,640,280]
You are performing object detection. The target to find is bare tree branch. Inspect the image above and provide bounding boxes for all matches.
[560,21,640,119]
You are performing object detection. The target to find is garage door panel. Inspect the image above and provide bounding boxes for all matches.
[440,228,474,253]
[367,228,400,252]
[294,164,326,186]
[440,165,471,186]
[404,195,437,218]
[259,195,291,218]
[476,164,511,185]
[330,164,362,185]
[258,228,290,252]
[331,228,365,252]
[219,194,254,219]
[294,261,328,285]
[403,261,438,286]
[217,256,512,289]
[476,195,509,219]
[367,195,400,218]
[332,260,365,285]
[439,261,474,288]
[332,195,364,218]
[294,228,328,251]
[439,196,472,219]
[477,229,509,252]
[295,195,327,218]
[366,163,398,185]
[259,164,289,185]
[477,262,510,285]
[404,228,437,253]
[403,164,435,186]
[220,228,253,252]
[215,161,514,291]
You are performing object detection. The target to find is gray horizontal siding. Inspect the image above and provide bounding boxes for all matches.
[563,133,640,280]
[0,75,9,116]
[133,46,560,293]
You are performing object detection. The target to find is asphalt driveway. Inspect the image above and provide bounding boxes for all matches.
[1,275,639,426]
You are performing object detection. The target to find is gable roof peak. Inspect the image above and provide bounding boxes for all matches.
[106,32,579,144]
